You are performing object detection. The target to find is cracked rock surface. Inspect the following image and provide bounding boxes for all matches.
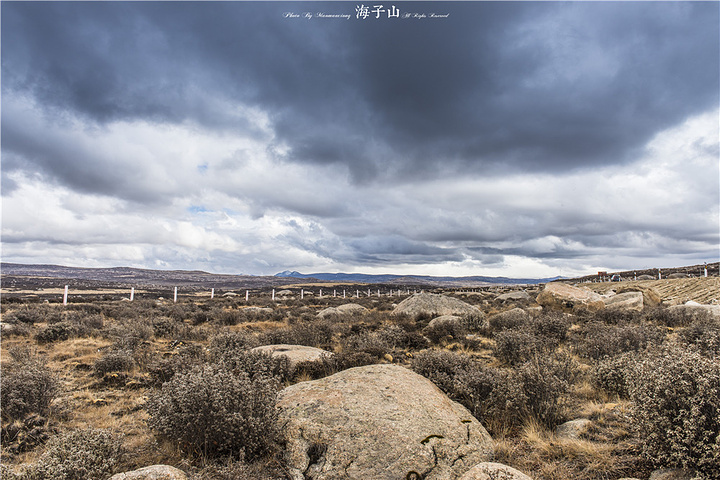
[276,364,494,480]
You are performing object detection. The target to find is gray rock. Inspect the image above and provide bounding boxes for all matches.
[425,315,463,330]
[459,462,533,480]
[637,275,656,280]
[393,293,482,317]
[250,344,332,367]
[616,285,662,307]
[649,468,702,480]
[497,291,532,302]
[554,418,592,440]
[602,291,644,311]
[276,364,494,480]
[536,283,605,313]
[317,303,368,318]
[108,465,187,480]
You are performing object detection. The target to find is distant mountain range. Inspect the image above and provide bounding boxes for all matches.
[274,270,563,286]
[1,263,562,290]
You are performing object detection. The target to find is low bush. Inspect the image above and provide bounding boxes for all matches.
[102,317,154,344]
[293,351,380,381]
[0,320,32,337]
[34,322,75,344]
[151,316,183,338]
[412,349,577,432]
[1,359,58,422]
[423,318,467,345]
[587,308,641,325]
[493,329,557,366]
[93,349,136,376]
[528,312,571,342]
[375,325,429,351]
[257,322,333,349]
[488,308,529,333]
[19,428,124,480]
[516,353,577,428]
[146,364,280,460]
[572,320,665,360]
[461,313,486,333]
[10,305,61,325]
[213,349,293,384]
[644,306,707,328]
[341,331,393,359]
[679,315,720,357]
[630,344,720,476]
[593,351,640,398]
[147,344,207,386]
[209,331,256,356]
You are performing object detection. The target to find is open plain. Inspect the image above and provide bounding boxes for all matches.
[1,267,719,480]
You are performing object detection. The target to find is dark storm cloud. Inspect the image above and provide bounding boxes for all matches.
[3,1,718,189]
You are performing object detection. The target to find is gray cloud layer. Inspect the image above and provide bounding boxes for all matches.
[2,2,718,276]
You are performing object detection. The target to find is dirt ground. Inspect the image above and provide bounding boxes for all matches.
[580,276,719,305]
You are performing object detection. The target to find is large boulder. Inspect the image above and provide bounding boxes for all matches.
[317,303,368,318]
[616,285,662,307]
[459,462,533,480]
[602,292,644,311]
[496,291,532,302]
[108,465,187,480]
[393,293,482,317]
[536,283,605,313]
[276,364,494,480]
[667,273,688,279]
[250,344,332,367]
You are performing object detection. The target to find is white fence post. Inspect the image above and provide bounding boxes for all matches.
[319,289,322,298]
[246,290,249,301]
[130,287,135,301]
[301,289,304,300]
[63,285,68,305]
[272,289,275,301]
[211,288,214,299]
[343,289,346,298]
[174,287,178,303]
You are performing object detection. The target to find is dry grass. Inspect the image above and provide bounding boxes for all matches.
[494,414,646,480]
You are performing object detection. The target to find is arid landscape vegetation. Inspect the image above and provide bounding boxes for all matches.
[1,265,719,480]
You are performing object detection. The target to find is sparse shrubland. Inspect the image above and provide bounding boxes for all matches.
[2,282,719,479]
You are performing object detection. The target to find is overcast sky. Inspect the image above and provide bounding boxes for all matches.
[2,1,718,278]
